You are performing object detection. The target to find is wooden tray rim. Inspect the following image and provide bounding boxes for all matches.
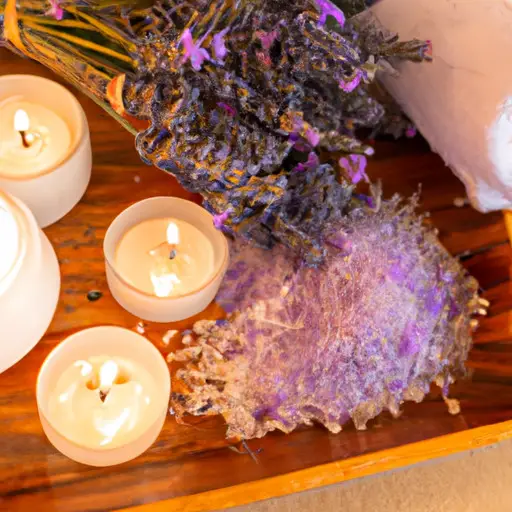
[126,416,512,511]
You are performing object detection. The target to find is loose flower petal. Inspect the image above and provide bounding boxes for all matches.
[181,28,210,71]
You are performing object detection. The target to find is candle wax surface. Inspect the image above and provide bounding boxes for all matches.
[0,196,20,283]
[0,98,72,177]
[114,218,215,297]
[48,355,160,449]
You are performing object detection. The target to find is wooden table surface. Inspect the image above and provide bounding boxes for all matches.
[1,49,511,512]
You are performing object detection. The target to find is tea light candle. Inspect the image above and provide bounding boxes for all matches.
[37,326,171,467]
[104,197,229,322]
[0,190,60,374]
[0,75,92,227]
[115,218,215,298]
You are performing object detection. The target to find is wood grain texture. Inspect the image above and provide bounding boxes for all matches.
[0,49,511,512]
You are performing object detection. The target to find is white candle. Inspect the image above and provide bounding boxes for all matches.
[0,98,72,177]
[115,218,215,298]
[37,326,171,466]
[0,190,60,374]
[0,75,92,227]
[104,197,229,322]
[48,356,159,449]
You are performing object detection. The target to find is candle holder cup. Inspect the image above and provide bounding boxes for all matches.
[0,190,60,373]
[104,197,229,322]
[36,326,171,467]
[0,74,92,227]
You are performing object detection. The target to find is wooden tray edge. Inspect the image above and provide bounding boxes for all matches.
[125,419,512,512]
[505,211,512,245]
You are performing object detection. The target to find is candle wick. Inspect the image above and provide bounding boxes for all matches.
[169,249,177,260]
[19,130,30,148]
[99,389,109,402]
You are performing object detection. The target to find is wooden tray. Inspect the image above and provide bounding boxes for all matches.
[1,50,511,512]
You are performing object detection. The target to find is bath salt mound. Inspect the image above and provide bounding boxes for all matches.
[171,197,479,439]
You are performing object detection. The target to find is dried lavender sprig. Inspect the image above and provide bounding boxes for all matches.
[120,0,430,265]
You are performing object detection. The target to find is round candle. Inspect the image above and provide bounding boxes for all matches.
[115,218,215,298]
[37,326,171,466]
[104,197,229,322]
[0,190,60,374]
[49,356,159,449]
[0,97,72,177]
[0,75,92,228]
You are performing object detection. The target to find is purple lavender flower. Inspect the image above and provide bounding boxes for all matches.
[257,29,279,50]
[316,0,345,27]
[339,69,363,93]
[354,193,376,208]
[339,154,368,184]
[406,126,417,138]
[213,209,232,229]
[212,28,229,63]
[217,102,237,117]
[181,29,210,71]
[46,0,63,20]
[294,152,320,172]
[305,128,320,148]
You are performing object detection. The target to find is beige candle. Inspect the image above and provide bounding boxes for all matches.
[0,97,72,176]
[0,190,60,374]
[115,218,215,298]
[49,356,159,449]
[37,326,171,466]
[104,197,229,322]
[0,75,92,227]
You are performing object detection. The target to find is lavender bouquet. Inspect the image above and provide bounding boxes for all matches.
[1,0,429,264]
